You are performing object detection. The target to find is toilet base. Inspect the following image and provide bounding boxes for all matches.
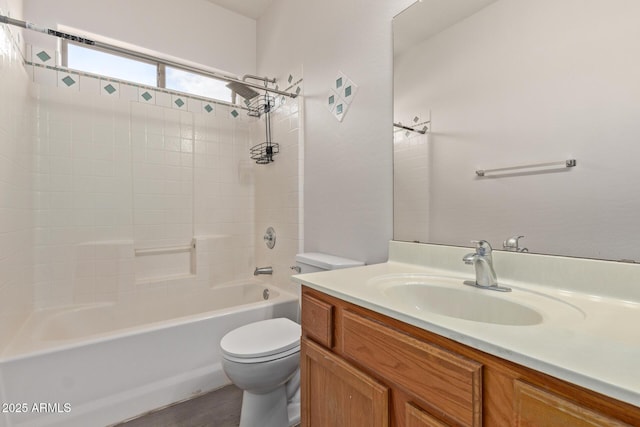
[239,385,300,427]
[287,400,301,426]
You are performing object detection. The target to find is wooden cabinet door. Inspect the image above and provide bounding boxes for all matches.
[514,380,631,427]
[406,402,450,427]
[301,337,389,427]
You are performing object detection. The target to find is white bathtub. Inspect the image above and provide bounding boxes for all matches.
[0,282,299,427]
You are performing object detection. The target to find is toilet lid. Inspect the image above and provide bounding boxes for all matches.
[220,318,301,359]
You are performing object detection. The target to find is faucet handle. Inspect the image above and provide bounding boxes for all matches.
[503,235,527,252]
[471,240,492,255]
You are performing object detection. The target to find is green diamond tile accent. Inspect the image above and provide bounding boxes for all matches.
[204,104,213,113]
[288,74,293,83]
[62,76,76,87]
[231,109,239,118]
[174,98,185,108]
[336,77,343,89]
[336,104,343,114]
[36,51,51,62]
[296,86,301,95]
[413,116,420,123]
[141,91,152,101]
[328,95,335,105]
[103,84,116,94]
[345,86,352,97]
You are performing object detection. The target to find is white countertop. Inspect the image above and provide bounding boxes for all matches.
[292,242,640,407]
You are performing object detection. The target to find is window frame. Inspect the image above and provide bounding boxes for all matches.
[61,40,231,102]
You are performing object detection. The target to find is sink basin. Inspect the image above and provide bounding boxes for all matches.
[369,274,584,326]
[384,284,542,325]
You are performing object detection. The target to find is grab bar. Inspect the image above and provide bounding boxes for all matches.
[134,240,196,256]
[476,159,576,177]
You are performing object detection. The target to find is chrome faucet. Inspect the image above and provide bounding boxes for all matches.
[254,266,273,276]
[462,240,511,292]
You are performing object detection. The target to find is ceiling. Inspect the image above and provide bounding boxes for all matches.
[205,0,497,45]
[394,0,498,57]
[204,0,274,20]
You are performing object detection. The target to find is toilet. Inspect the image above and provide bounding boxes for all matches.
[220,252,364,427]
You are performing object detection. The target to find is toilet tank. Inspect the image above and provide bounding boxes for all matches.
[295,253,364,274]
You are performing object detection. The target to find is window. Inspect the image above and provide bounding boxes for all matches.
[165,66,232,102]
[64,42,232,103]
[67,43,157,86]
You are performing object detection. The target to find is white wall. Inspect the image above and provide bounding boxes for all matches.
[23,0,256,77]
[394,0,640,260]
[258,0,414,265]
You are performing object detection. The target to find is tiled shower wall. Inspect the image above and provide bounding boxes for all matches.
[0,25,33,345]
[30,63,256,308]
[1,29,301,324]
[252,77,303,294]
[393,130,429,243]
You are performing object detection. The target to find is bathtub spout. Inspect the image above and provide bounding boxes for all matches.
[254,266,273,276]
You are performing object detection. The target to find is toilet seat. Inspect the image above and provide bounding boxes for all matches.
[221,318,301,363]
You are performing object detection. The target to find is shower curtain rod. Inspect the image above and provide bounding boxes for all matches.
[393,122,427,134]
[0,14,299,99]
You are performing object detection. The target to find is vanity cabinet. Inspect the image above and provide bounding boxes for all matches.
[300,286,640,427]
[301,287,482,426]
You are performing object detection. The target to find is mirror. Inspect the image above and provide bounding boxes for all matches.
[393,0,640,261]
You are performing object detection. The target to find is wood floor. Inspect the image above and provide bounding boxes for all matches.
[112,385,243,427]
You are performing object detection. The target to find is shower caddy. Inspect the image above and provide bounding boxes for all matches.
[248,93,279,164]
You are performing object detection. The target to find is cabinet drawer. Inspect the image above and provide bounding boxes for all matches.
[514,380,631,427]
[341,310,482,427]
[301,292,333,348]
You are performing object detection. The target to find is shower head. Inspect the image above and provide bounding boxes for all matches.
[226,81,260,101]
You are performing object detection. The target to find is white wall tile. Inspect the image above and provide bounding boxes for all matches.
[33,65,57,87]
[156,91,172,108]
[57,71,80,91]
[0,29,33,350]
[120,83,139,102]
[171,94,187,110]
[100,80,120,98]
[30,46,56,66]
[79,75,100,95]
[138,88,156,104]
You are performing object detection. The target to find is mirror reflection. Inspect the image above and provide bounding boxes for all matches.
[393,0,640,261]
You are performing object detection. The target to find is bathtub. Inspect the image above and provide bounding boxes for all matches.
[0,282,298,427]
